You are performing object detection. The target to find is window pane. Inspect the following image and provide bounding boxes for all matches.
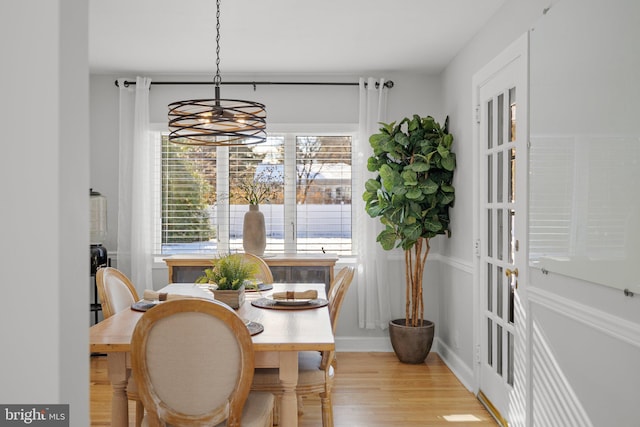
[229,137,285,254]
[161,136,217,254]
[296,136,352,254]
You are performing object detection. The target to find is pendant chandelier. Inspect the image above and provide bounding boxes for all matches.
[168,0,267,146]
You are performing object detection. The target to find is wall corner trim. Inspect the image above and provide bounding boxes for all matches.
[528,287,640,349]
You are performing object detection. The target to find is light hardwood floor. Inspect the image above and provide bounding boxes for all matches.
[90,352,497,426]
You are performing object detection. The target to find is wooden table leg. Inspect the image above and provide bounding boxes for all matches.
[107,352,129,427]
[279,351,299,427]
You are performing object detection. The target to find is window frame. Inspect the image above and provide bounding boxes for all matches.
[151,123,358,258]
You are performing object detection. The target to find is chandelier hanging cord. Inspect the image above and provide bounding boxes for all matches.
[168,0,267,146]
[213,0,222,91]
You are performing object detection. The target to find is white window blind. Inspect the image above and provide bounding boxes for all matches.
[158,135,218,254]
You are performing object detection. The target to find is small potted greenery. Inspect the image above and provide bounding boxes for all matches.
[195,254,259,309]
[363,115,455,363]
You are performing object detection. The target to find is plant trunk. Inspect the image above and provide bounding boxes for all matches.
[405,237,430,327]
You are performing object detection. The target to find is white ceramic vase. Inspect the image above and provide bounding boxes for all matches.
[242,204,266,256]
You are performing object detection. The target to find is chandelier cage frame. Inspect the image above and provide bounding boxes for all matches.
[167,0,267,147]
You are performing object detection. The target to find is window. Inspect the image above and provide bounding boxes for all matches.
[154,126,355,256]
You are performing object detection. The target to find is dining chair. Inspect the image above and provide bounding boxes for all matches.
[130,298,274,427]
[234,253,274,284]
[251,266,355,427]
[95,266,144,427]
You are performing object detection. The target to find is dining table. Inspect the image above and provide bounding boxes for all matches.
[89,282,334,427]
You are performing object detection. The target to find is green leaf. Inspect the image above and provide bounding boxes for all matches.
[422,116,436,131]
[440,192,455,206]
[424,216,443,232]
[410,161,430,172]
[408,115,421,132]
[394,132,410,147]
[406,188,423,200]
[379,164,397,192]
[437,144,450,158]
[441,184,455,193]
[369,132,388,147]
[366,204,384,218]
[366,156,379,172]
[401,169,417,186]
[403,223,422,240]
[421,179,438,195]
[442,154,456,171]
[380,121,396,134]
[443,133,453,149]
[377,229,397,250]
[365,178,381,192]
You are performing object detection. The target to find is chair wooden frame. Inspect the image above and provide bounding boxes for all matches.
[251,266,355,427]
[95,266,144,426]
[96,267,140,318]
[131,299,273,427]
[234,253,274,284]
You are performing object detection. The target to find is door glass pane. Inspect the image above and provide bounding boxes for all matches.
[487,99,494,149]
[509,87,516,142]
[487,318,493,367]
[507,331,514,385]
[509,272,515,324]
[487,264,493,312]
[497,209,504,260]
[497,151,504,202]
[509,148,516,203]
[497,266,503,319]
[487,209,493,257]
[497,324,503,376]
[487,154,493,203]
[497,93,504,146]
[508,209,515,264]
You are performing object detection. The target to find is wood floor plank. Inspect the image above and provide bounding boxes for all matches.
[90,352,497,426]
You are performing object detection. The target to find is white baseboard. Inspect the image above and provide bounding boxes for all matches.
[432,338,476,392]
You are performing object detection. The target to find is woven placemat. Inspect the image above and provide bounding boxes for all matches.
[245,283,274,292]
[131,301,159,312]
[246,321,264,336]
[251,297,329,310]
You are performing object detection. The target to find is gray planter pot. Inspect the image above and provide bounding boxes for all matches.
[389,319,435,364]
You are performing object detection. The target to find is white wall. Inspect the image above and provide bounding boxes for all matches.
[440,0,640,425]
[89,70,443,347]
[0,0,90,424]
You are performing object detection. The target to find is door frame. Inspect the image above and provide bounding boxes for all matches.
[471,32,531,427]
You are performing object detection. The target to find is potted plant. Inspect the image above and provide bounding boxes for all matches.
[234,167,283,256]
[363,115,456,363]
[195,254,260,309]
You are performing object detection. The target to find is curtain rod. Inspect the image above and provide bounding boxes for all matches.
[114,79,394,89]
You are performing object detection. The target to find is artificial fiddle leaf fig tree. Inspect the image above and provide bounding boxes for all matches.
[363,115,455,328]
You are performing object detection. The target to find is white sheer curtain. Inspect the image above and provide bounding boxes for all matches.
[354,77,392,329]
[117,76,153,294]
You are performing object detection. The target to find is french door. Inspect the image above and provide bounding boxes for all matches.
[474,34,529,427]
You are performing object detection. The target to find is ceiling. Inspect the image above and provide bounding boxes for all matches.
[89,0,506,76]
